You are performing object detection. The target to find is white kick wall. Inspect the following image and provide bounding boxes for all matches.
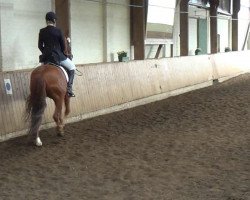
[70,0,130,64]
[0,0,52,71]
[0,0,249,71]
[238,0,250,50]
[0,0,130,71]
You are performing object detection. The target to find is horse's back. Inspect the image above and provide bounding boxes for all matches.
[32,64,61,76]
[31,64,67,97]
[32,64,65,81]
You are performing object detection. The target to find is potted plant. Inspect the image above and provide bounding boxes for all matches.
[225,47,231,52]
[117,51,128,62]
[195,48,202,55]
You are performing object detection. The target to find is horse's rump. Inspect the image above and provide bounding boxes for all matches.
[35,65,67,95]
[25,68,47,135]
[25,62,71,146]
[25,64,68,122]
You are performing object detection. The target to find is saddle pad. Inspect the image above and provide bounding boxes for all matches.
[59,66,69,83]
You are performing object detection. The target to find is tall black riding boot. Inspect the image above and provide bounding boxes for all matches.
[67,70,75,97]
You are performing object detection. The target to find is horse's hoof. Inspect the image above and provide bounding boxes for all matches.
[57,126,64,137]
[57,131,64,137]
[35,137,42,146]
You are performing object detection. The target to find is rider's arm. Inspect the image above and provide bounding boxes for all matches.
[59,30,66,54]
[38,31,44,53]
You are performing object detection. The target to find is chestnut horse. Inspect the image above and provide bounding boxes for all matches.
[25,65,70,146]
[25,37,72,146]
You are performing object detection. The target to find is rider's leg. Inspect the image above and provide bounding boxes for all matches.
[67,70,75,97]
[60,58,76,97]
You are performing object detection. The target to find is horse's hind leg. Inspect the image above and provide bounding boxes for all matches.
[53,97,65,137]
[29,103,46,146]
[64,95,70,116]
[30,112,44,146]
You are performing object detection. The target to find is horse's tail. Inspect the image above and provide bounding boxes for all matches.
[25,76,47,135]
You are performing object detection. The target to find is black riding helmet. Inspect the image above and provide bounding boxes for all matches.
[45,11,57,22]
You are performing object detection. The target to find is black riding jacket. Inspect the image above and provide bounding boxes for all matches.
[38,25,67,61]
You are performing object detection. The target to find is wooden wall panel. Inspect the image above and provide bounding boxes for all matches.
[9,72,21,131]
[1,51,250,142]
[1,73,16,133]
[0,73,7,136]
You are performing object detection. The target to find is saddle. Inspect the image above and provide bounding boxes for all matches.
[42,62,69,82]
[39,51,70,82]
[58,65,69,83]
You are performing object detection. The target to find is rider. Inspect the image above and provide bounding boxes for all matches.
[38,11,76,97]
